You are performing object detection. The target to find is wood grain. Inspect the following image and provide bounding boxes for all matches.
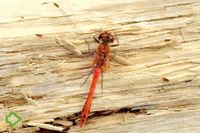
[0,0,200,132]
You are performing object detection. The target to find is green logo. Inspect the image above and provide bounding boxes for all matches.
[5,111,22,127]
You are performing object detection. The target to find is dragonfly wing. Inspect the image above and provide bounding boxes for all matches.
[110,53,130,65]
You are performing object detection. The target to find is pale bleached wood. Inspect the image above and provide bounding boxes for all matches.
[13,127,40,133]
[70,109,200,133]
[0,0,200,132]
[26,122,64,132]
[53,120,73,127]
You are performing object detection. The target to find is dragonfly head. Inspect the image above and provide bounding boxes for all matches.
[98,31,114,44]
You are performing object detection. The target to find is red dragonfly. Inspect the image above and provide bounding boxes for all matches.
[42,2,125,127]
[80,31,115,127]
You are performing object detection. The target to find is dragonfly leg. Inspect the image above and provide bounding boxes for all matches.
[93,33,100,43]
[80,70,93,87]
[110,35,119,47]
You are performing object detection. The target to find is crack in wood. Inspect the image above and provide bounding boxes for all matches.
[119,14,194,25]
[163,1,200,8]
[39,106,151,132]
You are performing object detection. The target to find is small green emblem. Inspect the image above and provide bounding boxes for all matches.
[6,111,22,127]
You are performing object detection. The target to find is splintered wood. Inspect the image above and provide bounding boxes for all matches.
[1,0,200,132]
[26,122,64,132]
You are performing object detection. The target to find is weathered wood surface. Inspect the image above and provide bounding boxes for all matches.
[0,0,200,132]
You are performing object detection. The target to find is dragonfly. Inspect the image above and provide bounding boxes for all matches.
[80,31,115,127]
[41,2,129,127]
